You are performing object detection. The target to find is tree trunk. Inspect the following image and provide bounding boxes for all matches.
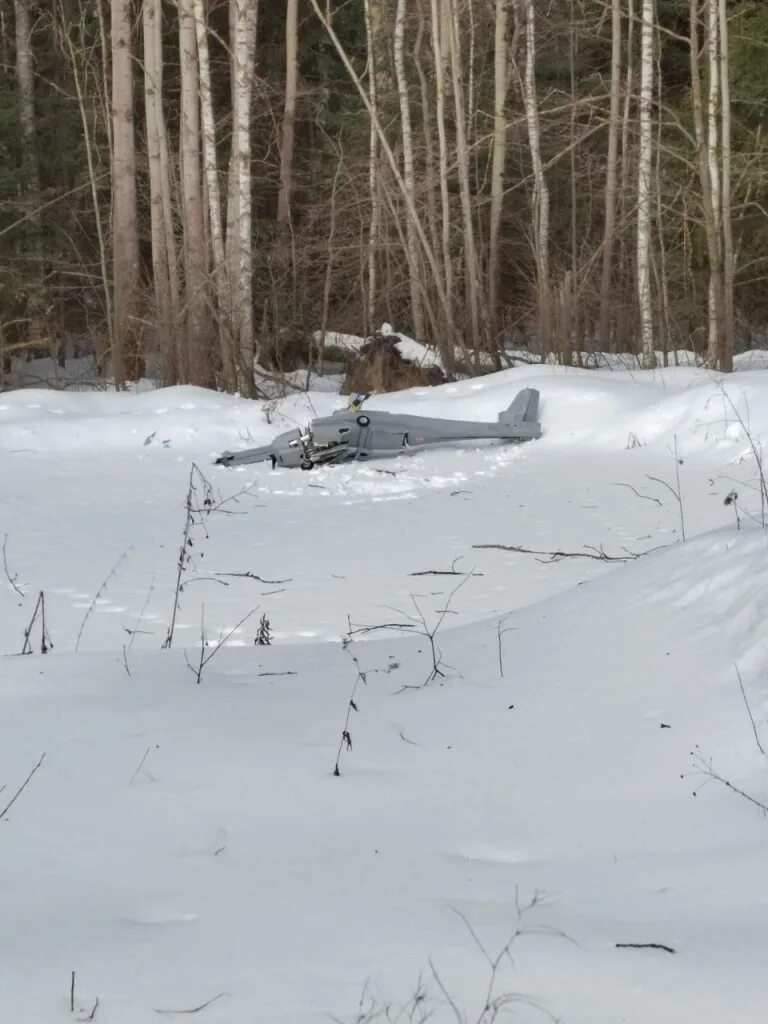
[522,0,551,355]
[449,0,483,361]
[394,0,426,341]
[363,0,380,335]
[488,0,508,353]
[228,0,258,394]
[689,0,725,373]
[111,0,141,383]
[179,0,212,385]
[599,0,622,352]
[143,0,175,374]
[193,0,235,389]
[277,0,298,228]
[429,0,456,357]
[718,0,734,371]
[636,0,655,368]
[706,0,721,368]
[13,0,44,350]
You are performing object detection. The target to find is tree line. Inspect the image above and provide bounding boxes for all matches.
[1,0,767,390]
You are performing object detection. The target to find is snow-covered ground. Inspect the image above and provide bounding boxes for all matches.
[1,364,767,1023]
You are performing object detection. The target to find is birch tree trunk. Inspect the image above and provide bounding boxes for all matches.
[718,0,734,371]
[689,0,724,373]
[522,0,551,354]
[636,0,655,368]
[180,0,211,384]
[111,0,141,384]
[13,0,44,349]
[394,0,426,340]
[488,0,508,351]
[192,0,235,388]
[228,0,258,395]
[599,0,622,351]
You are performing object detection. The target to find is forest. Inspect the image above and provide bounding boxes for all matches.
[1,0,767,390]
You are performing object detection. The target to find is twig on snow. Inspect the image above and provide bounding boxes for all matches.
[2,534,25,597]
[736,664,766,759]
[163,463,215,650]
[80,996,99,1021]
[613,482,662,506]
[409,556,483,577]
[616,942,676,954]
[473,543,644,563]
[185,607,258,684]
[690,751,768,816]
[333,653,367,776]
[214,571,292,585]
[496,612,516,678]
[75,548,131,652]
[20,592,52,654]
[129,746,155,785]
[391,572,473,689]
[0,752,46,819]
[154,992,226,1015]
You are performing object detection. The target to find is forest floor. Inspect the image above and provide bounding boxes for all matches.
[1,363,767,1023]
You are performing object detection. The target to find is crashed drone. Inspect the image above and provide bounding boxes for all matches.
[215,387,541,470]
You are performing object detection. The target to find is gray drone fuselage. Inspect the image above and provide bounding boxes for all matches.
[216,387,541,470]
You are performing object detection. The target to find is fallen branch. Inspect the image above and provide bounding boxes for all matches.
[613,482,662,506]
[154,992,226,1015]
[214,571,292,585]
[616,942,676,954]
[473,543,644,563]
[410,558,484,578]
[0,752,46,819]
[344,619,416,638]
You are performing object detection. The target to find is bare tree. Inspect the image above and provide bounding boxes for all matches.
[522,0,551,353]
[13,0,44,350]
[277,0,298,231]
[599,0,622,351]
[193,0,236,388]
[429,0,456,356]
[179,0,211,384]
[488,0,510,353]
[394,0,427,341]
[144,0,179,375]
[689,0,725,373]
[449,0,484,360]
[227,0,258,395]
[636,0,656,368]
[111,0,141,383]
[717,0,734,372]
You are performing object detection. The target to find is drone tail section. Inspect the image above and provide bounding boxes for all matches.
[497,388,541,440]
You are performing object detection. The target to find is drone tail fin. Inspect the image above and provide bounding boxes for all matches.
[498,388,541,440]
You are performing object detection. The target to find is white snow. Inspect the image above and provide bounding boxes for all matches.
[1,364,768,1023]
